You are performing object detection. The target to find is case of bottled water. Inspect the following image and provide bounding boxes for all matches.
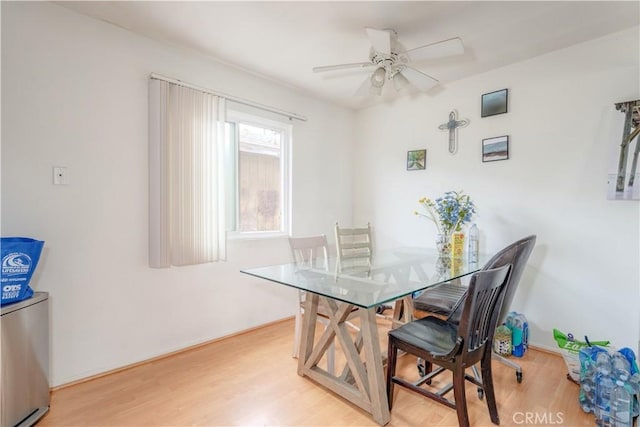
[505,312,528,357]
[578,346,639,426]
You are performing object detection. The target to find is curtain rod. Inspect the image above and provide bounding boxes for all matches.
[150,73,307,122]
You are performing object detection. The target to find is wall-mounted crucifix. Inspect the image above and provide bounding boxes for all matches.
[438,110,470,154]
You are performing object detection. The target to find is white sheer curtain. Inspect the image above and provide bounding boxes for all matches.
[149,78,226,267]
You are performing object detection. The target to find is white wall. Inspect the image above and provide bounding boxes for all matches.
[1,2,354,386]
[3,1,638,387]
[353,27,640,351]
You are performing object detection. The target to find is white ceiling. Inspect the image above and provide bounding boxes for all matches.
[59,1,640,110]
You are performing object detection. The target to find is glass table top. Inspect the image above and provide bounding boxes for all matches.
[241,247,488,309]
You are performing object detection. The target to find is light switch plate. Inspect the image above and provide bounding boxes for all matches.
[53,167,69,185]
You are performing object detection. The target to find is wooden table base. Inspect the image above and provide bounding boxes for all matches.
[297,293,391,425]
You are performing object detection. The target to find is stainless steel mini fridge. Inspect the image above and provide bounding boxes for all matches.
[1,292,50,427]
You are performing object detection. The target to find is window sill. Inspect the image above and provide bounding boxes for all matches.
[227,231,289,241]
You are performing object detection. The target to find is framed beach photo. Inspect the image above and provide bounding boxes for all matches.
[481,89,508,118]
[482,136,509,162]
[407,149,426,170]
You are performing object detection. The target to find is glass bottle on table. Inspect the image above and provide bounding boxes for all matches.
[468,223,479,263]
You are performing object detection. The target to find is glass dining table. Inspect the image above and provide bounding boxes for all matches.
[241,247,487,425]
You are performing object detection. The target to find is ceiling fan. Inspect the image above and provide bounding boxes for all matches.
[312,28,464,96]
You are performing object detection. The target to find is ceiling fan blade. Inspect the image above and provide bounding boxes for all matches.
[365,27,391,54]
[312,62,374,73]
[355,74,373,96]
[400,67,439,92]
[406,37,464,62]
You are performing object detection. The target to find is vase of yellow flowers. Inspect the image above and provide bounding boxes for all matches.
[415,191,476,257]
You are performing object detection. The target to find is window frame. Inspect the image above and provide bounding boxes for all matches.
[225,110,292,240]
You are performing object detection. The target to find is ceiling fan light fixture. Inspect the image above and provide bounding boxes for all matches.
[392,71,410,91]
[369,83,383,96]
[370,67,386,88]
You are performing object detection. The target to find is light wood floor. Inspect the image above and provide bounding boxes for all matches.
[40,317,593,426]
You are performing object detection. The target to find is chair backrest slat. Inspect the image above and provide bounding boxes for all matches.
[457,265,511,355]
[335,222,373,272]
[288,235,329,269]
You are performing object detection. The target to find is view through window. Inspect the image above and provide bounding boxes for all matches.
[226,112,290,236]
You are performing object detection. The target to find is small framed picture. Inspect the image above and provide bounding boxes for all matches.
[481,89,508,118]
[407,149,426,170]
[482,136,509,162]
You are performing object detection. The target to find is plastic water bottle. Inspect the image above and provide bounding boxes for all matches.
[595,352,614,427]
[595,375,614,426]
[506,312,529,357]
[596,351,612,373]
[628,373,640,394]
[580,361,597,413]
[504,312,517,354]
[609,380,632,427]
[611,353,631,382]
[468,223,479,263]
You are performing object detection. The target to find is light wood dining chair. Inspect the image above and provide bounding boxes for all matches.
[334,222,373,274]
[334,222,394,316]
[288,235,359,374]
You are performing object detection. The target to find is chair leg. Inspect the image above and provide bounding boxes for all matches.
[452,367,470,427]
[386,338,398,409]
[471,364,484,399]
[471,364,481,382]
[481,351,500,425]
[493,351,523,381]
[417,358,433,384]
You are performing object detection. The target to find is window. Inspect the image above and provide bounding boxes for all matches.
[225,111,291,237]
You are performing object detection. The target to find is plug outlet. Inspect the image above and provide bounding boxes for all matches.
[53,167,69,185]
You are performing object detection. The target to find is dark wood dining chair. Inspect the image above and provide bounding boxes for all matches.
[413,235,537,383]
[446,235,537,383]
[413,280,467,318]
[386,264,512,427]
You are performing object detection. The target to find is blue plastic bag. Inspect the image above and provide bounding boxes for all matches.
[1,237,44,305]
